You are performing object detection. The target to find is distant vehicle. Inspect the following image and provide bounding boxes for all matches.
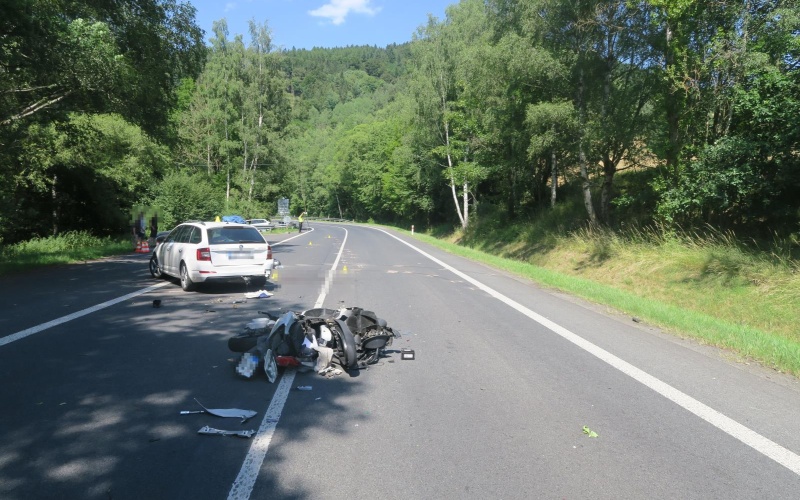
[154,230,171,246]
[247,218,273,231]
[149,221,276,291]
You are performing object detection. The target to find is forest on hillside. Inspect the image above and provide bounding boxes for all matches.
[1,0,799,246]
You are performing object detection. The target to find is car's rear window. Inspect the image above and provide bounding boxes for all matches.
[207,226,266,244]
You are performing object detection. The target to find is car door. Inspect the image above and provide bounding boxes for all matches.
[162,225,189,276]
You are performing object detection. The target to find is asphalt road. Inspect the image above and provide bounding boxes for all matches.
[1,223,799,499]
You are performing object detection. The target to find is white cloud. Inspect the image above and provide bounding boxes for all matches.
[309,0,380,25]
[224,2,237,13]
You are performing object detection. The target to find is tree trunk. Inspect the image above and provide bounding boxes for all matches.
[463,180,469,229]
[51,174,58,236]
[600,156,617,225]
[577,66,597,223]
[226,169,231,207]
[550,150,557,208]
[579,147,596,223]
[445,121,466,228]
[664,19,681,181]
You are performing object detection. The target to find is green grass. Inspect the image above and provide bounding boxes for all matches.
[0,231,133,275]
[407,222,800,378]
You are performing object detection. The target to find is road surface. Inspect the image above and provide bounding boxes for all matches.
[1,223,799,499]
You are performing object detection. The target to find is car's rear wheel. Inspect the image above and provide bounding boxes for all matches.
[149,254,162,279]
[180,262,196,291]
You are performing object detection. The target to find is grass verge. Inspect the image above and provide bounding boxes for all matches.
[0,231,133,275]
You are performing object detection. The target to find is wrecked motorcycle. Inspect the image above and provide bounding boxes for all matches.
[228,307,400,382]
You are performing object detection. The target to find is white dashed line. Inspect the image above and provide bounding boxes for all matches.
[227,227,348,500]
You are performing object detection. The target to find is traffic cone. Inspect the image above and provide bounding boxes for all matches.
[140,240,150,253]
[134,240,142,253]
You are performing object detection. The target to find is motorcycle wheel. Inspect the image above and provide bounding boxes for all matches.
[333,319,357,369]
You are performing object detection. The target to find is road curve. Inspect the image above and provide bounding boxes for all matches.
[1,223,799,499]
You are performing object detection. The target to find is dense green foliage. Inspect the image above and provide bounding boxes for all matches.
[1,0,799,248]
[1,0,205,243]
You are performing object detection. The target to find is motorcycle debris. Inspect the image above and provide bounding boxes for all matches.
[197,426,255,439]
[180,398,257,423]
[318,367,342,377]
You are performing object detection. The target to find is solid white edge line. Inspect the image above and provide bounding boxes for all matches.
[228,226,348,500]
[373,227,800,477]
[0,282,170,347]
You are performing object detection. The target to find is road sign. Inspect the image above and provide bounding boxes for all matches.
[277,198,289,216]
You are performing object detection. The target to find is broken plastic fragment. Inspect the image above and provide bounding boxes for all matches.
[582,426,598,438]
[180,399,257,423]
[197,426,255,438]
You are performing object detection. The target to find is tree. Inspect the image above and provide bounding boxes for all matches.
[410,0,493,229]
[0,0,204,243]
[0,0,205,137]
[176,19,291,213]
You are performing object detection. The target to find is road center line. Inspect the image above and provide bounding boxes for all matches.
[375,227,800,477]
[228,227,348,500]
[0,282,170,347]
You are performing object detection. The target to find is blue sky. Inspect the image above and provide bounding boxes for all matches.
[188,0,456,50]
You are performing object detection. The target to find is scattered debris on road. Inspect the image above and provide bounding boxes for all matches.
[180,398,257,423]
[197,426,255,438]
[582,425,599,438]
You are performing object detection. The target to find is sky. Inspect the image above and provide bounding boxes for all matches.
[188,0,456,50]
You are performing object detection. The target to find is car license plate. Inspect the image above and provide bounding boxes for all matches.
[228,251,250,260]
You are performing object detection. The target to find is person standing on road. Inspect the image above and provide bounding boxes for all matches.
[132,211,146,246]
[298,211,306,233]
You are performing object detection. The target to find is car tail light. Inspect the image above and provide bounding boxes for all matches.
[267,245,273,260]
[196,247,211,261]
